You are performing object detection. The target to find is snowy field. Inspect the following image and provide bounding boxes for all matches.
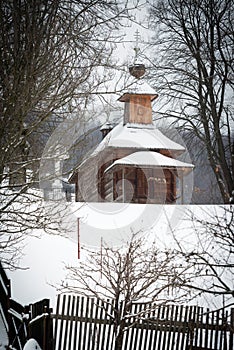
[7,203,232,311]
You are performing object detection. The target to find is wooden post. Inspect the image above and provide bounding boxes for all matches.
[77,218,80,259]
[100,237,103,278]
[43,306,47,350]
[181,175,184,204]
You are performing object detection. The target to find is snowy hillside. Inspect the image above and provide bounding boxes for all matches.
[7,203,233,311]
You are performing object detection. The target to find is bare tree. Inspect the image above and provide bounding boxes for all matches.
[172,205,234,307]
[147,0,234,203]
[61,235,191,350]
[0,0,138,267]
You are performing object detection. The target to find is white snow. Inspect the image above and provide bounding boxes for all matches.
[106,124,185,151]
[8,308,23,320]
[0,304,8,332]
[105,151,194,174]
[29,313,48,325]
[23,339,41,350]
[0,306,8,349]
[8,231,79,307]
[78,122,186,169]
[7,203,232,312]
[8,204,189,306]
[118,77,158,100]
[0,274,8,296]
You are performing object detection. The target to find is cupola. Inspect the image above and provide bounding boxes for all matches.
[118,64,158,125]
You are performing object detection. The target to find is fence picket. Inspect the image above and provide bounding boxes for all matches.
[230,309,234,350]
[160,305,166,348]
[142,302,152,350]
[106,298,115,350]
[67,295,76,350]
[77,296,84,350]
[132,303,142,349]
[53,294,60,350]
[62,294,71,349]
[223,309,228,350]
[204,308,209,350]
[151,304,161,349]
[57,294,66,350]
[100,299,109,350]
[186,305,194,350]
[83,296,91,349]
[215,308,220,350]
[209,309,215,350]
[91,298,99,350]
[170,304,178,350]
[181,305,189,350]
[166,305,174,350]
[73,296,80,350]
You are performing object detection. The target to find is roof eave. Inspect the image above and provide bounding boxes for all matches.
[105,163,194,174]
[118,92,158,102]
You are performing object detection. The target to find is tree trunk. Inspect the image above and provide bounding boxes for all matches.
[114,328,124,350]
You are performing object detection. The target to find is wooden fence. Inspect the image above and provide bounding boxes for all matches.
[0,261,28,348]
[0,261,53,349]
[27,298,54,350]
[52,294,234,350]
[1,262,233,350]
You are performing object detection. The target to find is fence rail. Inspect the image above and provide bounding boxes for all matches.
[52,294,234,350]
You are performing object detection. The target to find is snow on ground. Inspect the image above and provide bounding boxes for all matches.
[8,203,232,310]
[23,339,41,350]
[54,202,194,247]
[8,232,79,307]
[0,313,8,349]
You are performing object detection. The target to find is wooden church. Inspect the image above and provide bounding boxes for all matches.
[69,64,194,204]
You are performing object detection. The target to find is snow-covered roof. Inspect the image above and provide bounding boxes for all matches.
[78,123,185,169]
[100,122,113,131]
[101,123,185,152]
[105,151,194,175]
[118,78,158,102]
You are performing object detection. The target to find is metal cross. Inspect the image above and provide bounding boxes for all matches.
[133,29,141,62]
